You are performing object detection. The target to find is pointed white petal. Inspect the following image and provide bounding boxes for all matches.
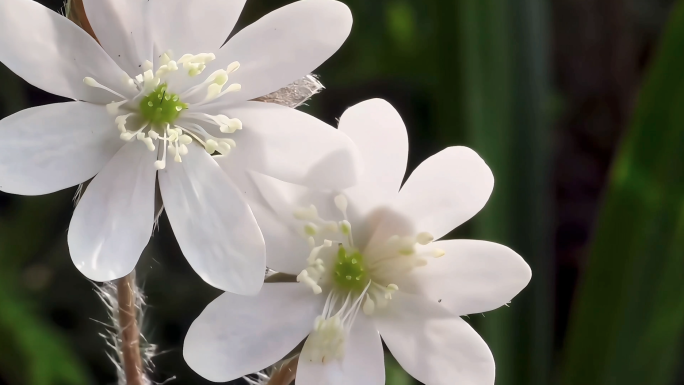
[371,146,494,244]
[184,283,324,382]
[0,0,132,103]
[0,103,123,195]
[338,98,408,248]
[68,143,157,282]
[150,0,245,57]
[216,101,362,189]
[339,99,408,211]
[298,315,385,385]
[399,240,532,315]
[159,145,265,294]
[375,292,495,385]
[83,0,152,76]
[201,0,352,102]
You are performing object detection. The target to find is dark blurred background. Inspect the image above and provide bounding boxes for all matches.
[1,0,683,384]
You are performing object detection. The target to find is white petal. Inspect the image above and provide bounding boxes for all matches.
[159,145,265,294]
[215,101,362,189]
[0,0,132,103]
[339,99,408,211]
[184,283,324,382]
[371,146,494,244]
[399,240,532,315]
[68,143,157,282]
[298,315,385,385]
[338,99,408,248]
[83,0,152,76]
[0,102,123,195]
[201,0,352,102]
[375,292,495,385]
[150,0,245,57]
[218,163,308,275]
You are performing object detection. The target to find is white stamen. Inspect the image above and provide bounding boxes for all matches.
[83,77,127,99]
[334,194,348,215]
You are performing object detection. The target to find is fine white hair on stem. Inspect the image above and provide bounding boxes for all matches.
[243,357,300,385]
[94,274,158,385]
[73,183,84,207]
[253,74,324,108]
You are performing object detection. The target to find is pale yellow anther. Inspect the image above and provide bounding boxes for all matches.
[340,220,352,235]
[142,60,153,72]
[417,232,434,245]
[217,141,232,155]
[294,205,319,220]
[226,61,240,73]
[205,139,218,154]
[305,223,319,236]
[226,83,241,93]
[334,194,348,214]
[220,118,242,133]
[83,77,98,87]
[205,83,223,101]
[160,52,172,66]
[434,249,446,258]
[179,134,193,145]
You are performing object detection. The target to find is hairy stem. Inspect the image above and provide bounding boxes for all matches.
[267,358,299,385]
[117,273,144,385]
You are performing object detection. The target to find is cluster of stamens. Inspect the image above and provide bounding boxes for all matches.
[295,194,445,364]
[84,52,244,169]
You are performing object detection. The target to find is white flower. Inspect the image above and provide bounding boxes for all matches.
[183,99,532,384]
[0,0,361,294]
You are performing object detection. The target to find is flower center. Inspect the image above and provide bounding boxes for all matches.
[333,245,368,292]
[294,194,443,364]
[83,52,244,169]
[138,84,187,125]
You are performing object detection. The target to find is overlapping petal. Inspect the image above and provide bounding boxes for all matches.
[202,0,353,103]
[298,315,385,385]
[159,146,265,294]
[399,240,532,316]
[0,102,123,195]
[68,143,157,282]
[83,0,152,76]
[338,98,409,247]
[184,283,324,382]
[339,98,408,211]
[375,292,495,385]
[216,101,362,190]
[0,0,133,103]
[149,0,246,58]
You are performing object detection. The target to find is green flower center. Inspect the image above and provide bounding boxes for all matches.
[334,245,369,292]
[139,84,187,125]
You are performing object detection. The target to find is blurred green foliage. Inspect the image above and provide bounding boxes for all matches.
[0,63,89,382]
[560,1,684,384]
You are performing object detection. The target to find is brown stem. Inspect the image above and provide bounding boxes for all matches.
[66,0,99,42]
[267,357,299,385]
[117,273,145,385]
